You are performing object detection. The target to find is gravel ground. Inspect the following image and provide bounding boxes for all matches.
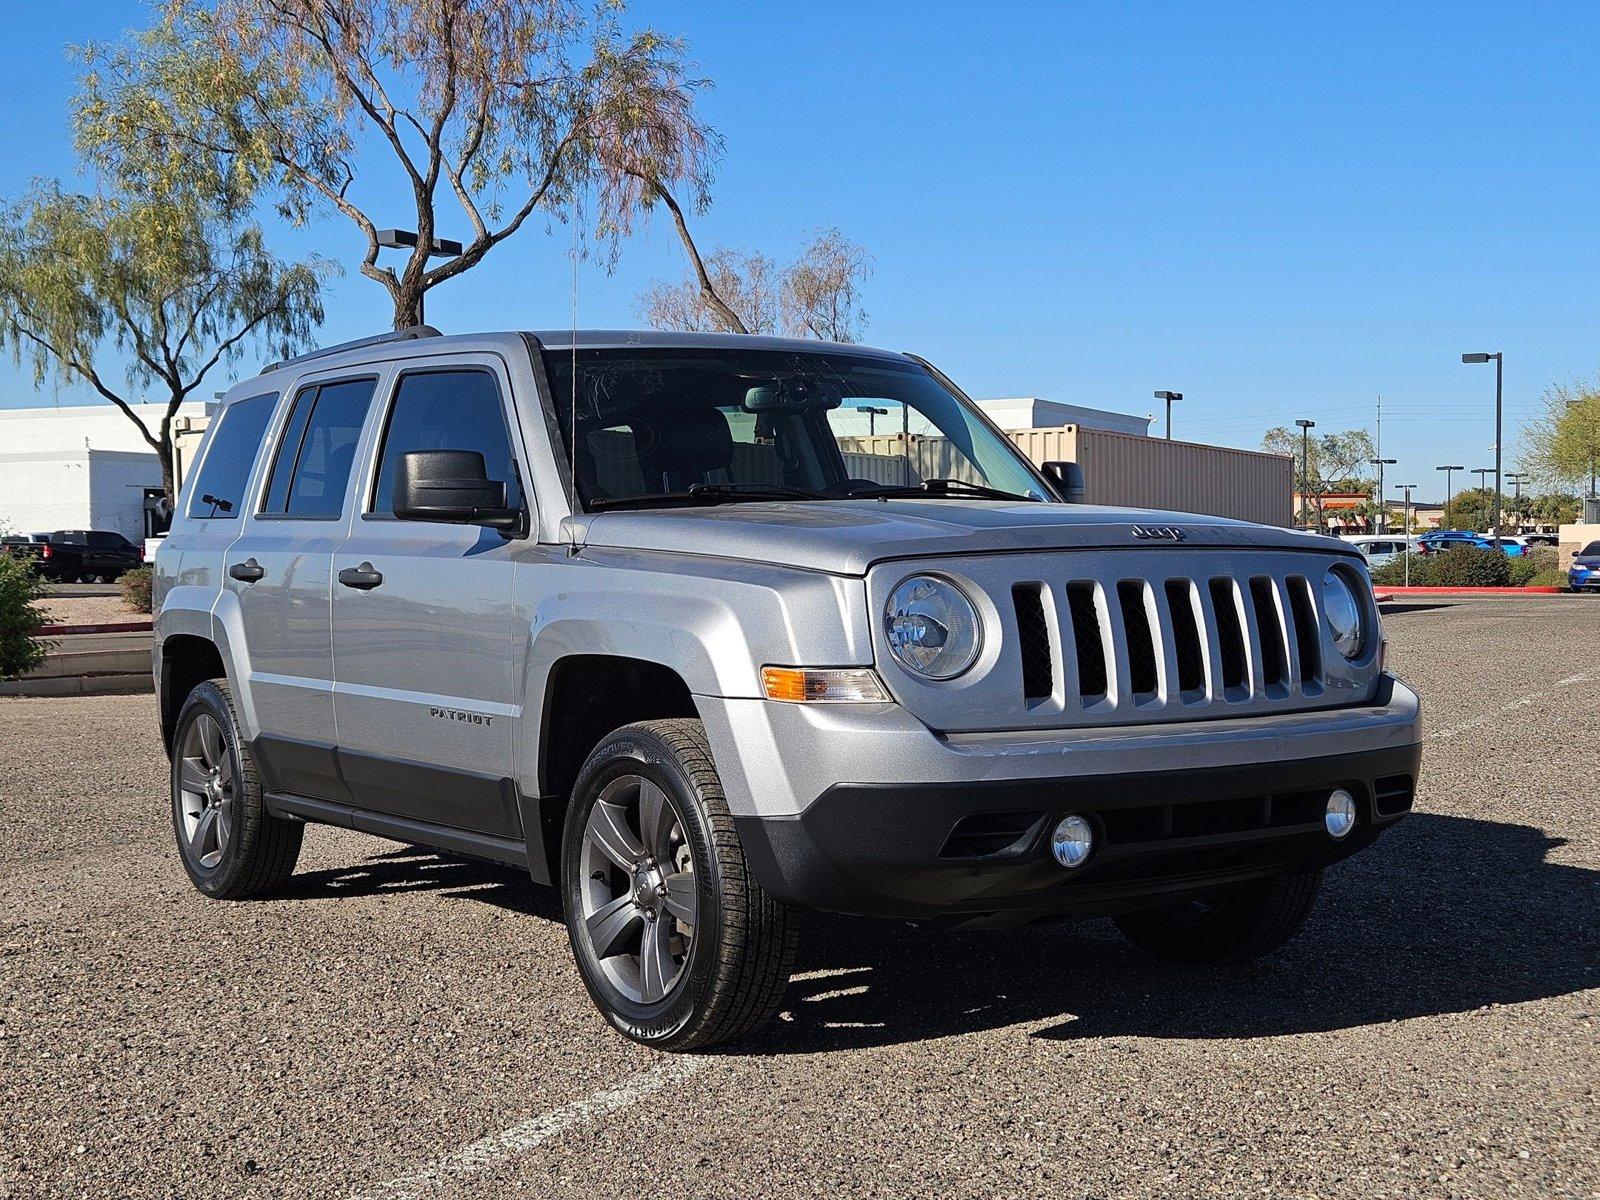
[35,593,142,627]
[1,596,1596,1199]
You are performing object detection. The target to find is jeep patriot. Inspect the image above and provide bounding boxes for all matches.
[153,328,1422,1049]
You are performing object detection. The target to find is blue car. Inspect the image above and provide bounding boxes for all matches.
[1418,531,1526,557]
[1571,540,1600,592]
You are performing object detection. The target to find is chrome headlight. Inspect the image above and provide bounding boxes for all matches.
[1322,568,1365,659]
[884,575,982,680]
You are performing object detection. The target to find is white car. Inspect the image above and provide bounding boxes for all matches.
[1344,535,1419,568]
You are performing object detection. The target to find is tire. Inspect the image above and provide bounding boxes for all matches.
[561,719,799,1051]
[1114,868,1322,965]
[170,679,302,899]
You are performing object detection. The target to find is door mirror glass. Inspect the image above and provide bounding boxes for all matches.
[1041,460,1086,503]
[392,450,519,528]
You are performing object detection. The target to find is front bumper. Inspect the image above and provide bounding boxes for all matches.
[699,674,1422,923]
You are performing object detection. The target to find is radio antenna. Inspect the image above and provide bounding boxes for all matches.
[568,206,579,526]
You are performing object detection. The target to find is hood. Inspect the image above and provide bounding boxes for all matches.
[569,500,1355,575]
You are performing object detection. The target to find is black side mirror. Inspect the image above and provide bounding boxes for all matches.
[393,450,520,529]
[1041,460,1086,504]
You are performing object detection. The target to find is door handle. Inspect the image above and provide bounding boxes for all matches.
[338,562,384,590]
[228,558,265,583]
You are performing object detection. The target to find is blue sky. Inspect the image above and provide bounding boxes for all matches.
[3,1,1598,502]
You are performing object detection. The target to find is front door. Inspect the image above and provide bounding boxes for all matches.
[330,358,527,838]
[224,371,382,801]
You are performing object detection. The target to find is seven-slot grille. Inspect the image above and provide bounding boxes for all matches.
[1011,569,1326,716]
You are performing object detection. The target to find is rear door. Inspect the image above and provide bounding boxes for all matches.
[224,369,384,800]
[330,356,526,837]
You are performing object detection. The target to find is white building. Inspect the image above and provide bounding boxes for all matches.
[974,397,1152,437]
[0,402,210,542]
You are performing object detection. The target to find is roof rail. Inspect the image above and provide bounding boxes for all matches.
[262,325,442,373]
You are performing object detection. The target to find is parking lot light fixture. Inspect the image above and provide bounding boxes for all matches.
[1462,351,1505,546]
[1295,419,1316,529]
[1154,391,1182,440]
[1368,458,1396,533]
[375,228,464,325]
[1436,464,1465,525]
[1395,484,1419,585]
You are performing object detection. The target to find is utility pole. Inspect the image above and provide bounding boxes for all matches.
[1296,419,1316,530]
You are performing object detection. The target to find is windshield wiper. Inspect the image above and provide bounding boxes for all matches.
[843,478,1039,502]
[587,482,829,511]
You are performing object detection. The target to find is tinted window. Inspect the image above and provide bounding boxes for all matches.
[372,370,522,515]
[185,393,278,519]
[262,378,377,519]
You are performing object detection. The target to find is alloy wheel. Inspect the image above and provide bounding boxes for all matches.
[176,713,234,869]
[577,774,698,1004]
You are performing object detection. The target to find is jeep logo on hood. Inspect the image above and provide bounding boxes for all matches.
[1131,524,1186,541]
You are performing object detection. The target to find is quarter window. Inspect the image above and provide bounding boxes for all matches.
[372,370,522,516]
[185,392,278,519]
[262,378,377,519]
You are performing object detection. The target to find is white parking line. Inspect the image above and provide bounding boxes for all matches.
[1429,670,1597,742]
[351,1059,699,1200]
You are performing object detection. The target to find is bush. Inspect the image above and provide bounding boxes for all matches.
[1526,568,1570,589]
[1507,546,1558,586]
[1370,554,1434,586]
[1431,545,1512,587]
[119,565,154,614]
[0,554,49,681]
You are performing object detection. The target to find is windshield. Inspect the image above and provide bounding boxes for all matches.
[543,347,1049,510]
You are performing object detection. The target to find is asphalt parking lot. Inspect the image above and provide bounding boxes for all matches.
[2,596,1596,1199]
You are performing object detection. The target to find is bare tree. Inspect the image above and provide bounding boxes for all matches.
[637,216,870,342]
[781,228,870,342]
[78,0,719,329]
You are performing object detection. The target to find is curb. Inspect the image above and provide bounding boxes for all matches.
[1375,586,1565,599]
[31,620,152,636]
[0,673,153,698]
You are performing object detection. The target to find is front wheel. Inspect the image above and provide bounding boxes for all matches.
[561,719,799,1051]
[1114,868,1322,965]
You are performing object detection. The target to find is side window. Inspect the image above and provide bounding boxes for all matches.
[372,370,522,516]
[185,392,278,519]
[262,378,377,519]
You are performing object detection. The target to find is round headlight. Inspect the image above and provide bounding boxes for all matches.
[1322,569,1365,659]
[883,575,982,679]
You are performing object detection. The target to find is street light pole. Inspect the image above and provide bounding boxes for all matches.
[861,405,889,436]
[1437,464,1464,527]
[1368,457,1396,533]
[376,228,465,326]
[1462,351,1504,543]
[1295,419,1316,529]
[1395,484,1418,586]
[1153,391,1182,441]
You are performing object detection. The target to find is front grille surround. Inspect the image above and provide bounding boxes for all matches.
[873,547,1381,734]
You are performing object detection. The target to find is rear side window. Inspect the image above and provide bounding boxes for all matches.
[371,370,522,515]
[262,378,377,519]
[186,393,278,519]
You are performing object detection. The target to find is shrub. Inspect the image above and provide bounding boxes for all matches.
[1526,568,1570,589]
[1507,546,1558,586]
[1431,545,1512,588]
[0,554,49,680]
[119,565,154,614]
[1369,554,1434,586]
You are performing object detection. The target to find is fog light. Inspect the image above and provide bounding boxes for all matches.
[1324,789,1357,839]
[1051,815,1094,868]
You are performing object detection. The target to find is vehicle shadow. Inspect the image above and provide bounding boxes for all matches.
[274,813,1597,1053]
[755,812,1598,1052]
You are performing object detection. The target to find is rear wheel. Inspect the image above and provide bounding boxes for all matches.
[1114,868,1322,964]
[170,679,302,898]
[561,719,798,1051]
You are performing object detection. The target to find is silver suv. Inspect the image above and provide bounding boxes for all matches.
[153,328,1422,1049]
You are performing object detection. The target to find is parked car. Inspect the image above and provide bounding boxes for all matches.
[1417,531,1524,557]
[1522,533,1559,548]
[152,328,1422,1050]
[1343,535,1417,568]
[0,529,143,582]
[1570,540,1600,592]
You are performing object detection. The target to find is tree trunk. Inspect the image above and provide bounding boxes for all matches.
[393,288,425,330]
[157,434,177,507]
